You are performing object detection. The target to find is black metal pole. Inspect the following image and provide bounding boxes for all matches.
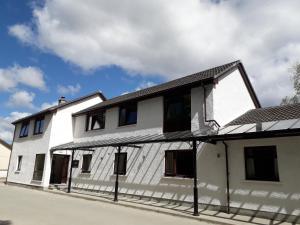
[114,146,121,202]
[67,149,75,193]
[223,141,230,214]
[192,140,199,216]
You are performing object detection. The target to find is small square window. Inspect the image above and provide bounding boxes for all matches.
[165,150,194,178]
[33,117,45,135]
[19,122,29,137]
[244,146,279,182]
[119,103,137,126]
[16,155,23,171]
[86,110,105,131]
[82,154,92,173]
[114,152,127,175]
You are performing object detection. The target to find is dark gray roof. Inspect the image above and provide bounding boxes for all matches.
[227,103,300,126]
[0,139,11,150]
[12,91,106,124]
[75,60,260,115]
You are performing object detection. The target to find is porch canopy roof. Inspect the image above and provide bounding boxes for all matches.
[51,118,300,151]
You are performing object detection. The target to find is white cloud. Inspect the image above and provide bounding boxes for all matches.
[6,90,36,109]
[9,0,300,106]
[57,83,81,95]
[0,65,46,91]
[40,101,57,110]
[0,111,30,143]
[135,81,156,91]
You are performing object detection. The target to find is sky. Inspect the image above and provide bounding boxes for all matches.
[0,0,300,143]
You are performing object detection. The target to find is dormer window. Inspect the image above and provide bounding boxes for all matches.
[86,110,106,131]
[19,121,29,138]
[163,91,191,133]
[33,116,45,135]
[119,102,137,126]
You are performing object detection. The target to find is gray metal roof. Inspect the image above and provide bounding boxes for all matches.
[12,91,106,124]
[74,60,258,115]
[227,103,300,126]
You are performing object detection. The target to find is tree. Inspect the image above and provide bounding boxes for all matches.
[281,63,300,105]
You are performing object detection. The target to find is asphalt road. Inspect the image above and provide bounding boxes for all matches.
[0,184,211,225]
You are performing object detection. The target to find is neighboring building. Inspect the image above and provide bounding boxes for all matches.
[0,139,11,179]
[6,92,106,188]
[8,60,300,222]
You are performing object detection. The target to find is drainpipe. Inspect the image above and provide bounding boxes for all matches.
[222,141,230,214]
[114,146,121,202]
[192,139,199,216]
[67,149,75,193]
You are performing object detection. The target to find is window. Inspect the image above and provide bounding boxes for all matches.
[16,155,23,171]
[33,117,45,135]
[82,154,92,173]
[165,150,194,178]
[114,152,127,175]
[86,110,105,131]
[19,121,29,137]
[32,154,45,181]
[119,102,137,126]
[164,91,191,133]
[244,146,279,182]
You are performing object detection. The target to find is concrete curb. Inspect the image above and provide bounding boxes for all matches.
[44,189,252,225]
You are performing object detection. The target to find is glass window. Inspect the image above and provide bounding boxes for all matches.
[165,150,194,178]
[17,155,23,171]
[82,154,92,173]
[32,154,45,181]
[164,91,191,133]
[119,103,137,126]
[33,117,45,135]
[19,121,29,137]
[244,146,279,181]
[86,110,106,131]
[114,152,127,175]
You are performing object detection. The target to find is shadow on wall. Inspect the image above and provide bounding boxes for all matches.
[0,220,11,225]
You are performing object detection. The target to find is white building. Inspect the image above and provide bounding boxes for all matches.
[0,139,11,179]
[7,60,300,222]
[6,92,105,188]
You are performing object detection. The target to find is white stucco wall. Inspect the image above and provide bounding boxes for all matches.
[213,69,257,126]
[7,95,103,187]
[0,143,11,178]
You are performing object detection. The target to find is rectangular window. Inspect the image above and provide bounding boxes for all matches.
[114,152,127,175]
[82,154,92,173]
[86,110,105,131]
[244,146,279,182]
[165,150,194,178]
[33,117,45,135]
[16,155,23,171]
[119,102,137,126]
[19,121,29,137]
[164,91,191,133]
[32,154,45,181]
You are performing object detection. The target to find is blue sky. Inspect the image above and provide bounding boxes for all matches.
[1,0,300,142]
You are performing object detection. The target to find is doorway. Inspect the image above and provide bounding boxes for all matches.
[50,154,70,184]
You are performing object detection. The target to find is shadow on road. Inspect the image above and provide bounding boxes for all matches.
[0,220,11,225]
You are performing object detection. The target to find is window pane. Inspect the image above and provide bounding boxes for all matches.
[165,151,175,176]
[34,117,44,134]
[82,154,92,172]
[119,103,137,126]
[17,156,22,171]
[114,153,127,175]
[88,111,105,130]
[176,151,194,178]
[20,122,29,137]
[32,154,45,181]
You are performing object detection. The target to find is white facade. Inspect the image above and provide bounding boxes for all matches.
[7,94,103,187]
[0,141,11,178]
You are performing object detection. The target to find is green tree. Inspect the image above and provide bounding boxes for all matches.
[281,63,300,105]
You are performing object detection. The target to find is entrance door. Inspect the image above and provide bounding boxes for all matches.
[50,155,70,184]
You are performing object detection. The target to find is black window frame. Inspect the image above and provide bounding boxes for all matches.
[86,110,106,131]
[33,116,45,135]
[163,90,191,133]
[82,154,92,173]
[114,152,127,175]
[32,154,45,181]
[165,150,194,178]
[244,146,280,182]
[19,121,29,138]
[16,155,23,171]
[118,102,138,126]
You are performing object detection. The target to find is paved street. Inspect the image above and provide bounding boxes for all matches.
[0,184,211,225]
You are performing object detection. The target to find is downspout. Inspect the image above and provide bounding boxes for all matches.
[114,146,121,202]
[67,149,75,193]
[222,141,230,214]
[5,125,16,184]
[203,86,220,128]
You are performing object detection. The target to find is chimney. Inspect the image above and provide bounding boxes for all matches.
[58,96,67,105]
